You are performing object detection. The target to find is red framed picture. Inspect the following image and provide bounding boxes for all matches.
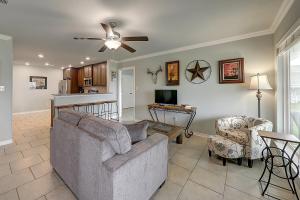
[219,58,244,84]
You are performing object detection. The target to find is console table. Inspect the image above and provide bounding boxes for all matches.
[147,104,196,138]
[258,131,300,200]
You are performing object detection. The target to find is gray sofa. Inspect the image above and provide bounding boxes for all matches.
[50,110,168,200]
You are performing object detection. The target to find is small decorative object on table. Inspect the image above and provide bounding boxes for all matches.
[166,60,179,85]
[258,131,300,200]
[185,60,211,84]
[219,58,244,84]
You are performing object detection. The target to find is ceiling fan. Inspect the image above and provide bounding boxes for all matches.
[74,22,149,53]
[0,0,8,4]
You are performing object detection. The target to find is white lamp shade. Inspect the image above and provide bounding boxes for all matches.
[249,74,272,90]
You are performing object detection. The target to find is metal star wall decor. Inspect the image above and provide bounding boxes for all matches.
[185,60,212,84]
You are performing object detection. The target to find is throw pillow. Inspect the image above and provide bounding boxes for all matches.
[123,121,149,144]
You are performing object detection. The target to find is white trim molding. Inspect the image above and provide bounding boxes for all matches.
[0,139,13,147]
[270,0,295,33]
[13,109,50,115]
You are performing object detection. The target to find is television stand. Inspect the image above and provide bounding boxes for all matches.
[147,104,197,138]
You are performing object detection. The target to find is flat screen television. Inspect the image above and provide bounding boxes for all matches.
[155,90,177,105]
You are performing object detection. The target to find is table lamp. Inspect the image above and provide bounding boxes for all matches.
[249,73,272,118]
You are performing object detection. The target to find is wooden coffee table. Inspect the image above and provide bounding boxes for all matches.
[140,120,183,144]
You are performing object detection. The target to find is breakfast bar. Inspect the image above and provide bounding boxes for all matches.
[51,93,118,126]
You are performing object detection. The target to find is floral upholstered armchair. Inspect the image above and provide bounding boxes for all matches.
[215,116,273,167]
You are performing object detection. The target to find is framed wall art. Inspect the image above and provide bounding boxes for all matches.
[219,58,244,84]
[29,76,47,89]
[166,60,179,85]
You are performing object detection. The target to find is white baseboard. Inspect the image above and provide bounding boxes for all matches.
[0,139,13,147]
[13,109,50,115]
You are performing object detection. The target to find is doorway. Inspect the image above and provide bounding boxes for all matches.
[118,67,135,122]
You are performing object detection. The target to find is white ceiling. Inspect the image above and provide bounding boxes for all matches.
[0,0,286,68]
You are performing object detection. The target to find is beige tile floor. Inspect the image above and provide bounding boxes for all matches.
[0,111,298,200]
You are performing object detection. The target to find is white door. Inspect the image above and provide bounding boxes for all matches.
[121,70,135,109]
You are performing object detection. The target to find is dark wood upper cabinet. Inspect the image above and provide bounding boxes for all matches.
[93,62,107,86]
[78,68,84,87]
[70,68,79,93]
[84,65,92,78]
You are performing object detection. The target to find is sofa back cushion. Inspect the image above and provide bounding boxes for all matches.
[78,116,132,154]
[58,110,88,126]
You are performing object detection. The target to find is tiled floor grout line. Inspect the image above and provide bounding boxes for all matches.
[175,147,206,200]
[15,188,21,200]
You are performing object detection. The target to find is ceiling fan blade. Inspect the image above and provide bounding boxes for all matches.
[0,0,8,4]
[73,37,103,40]
[121,43,136,53]
[101,23,114,37]
[122,36,149,41]
[98,45,107,52]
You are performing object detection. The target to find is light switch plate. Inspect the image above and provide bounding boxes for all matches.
[0,86,5,92]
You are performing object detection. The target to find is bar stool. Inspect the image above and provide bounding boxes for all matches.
[106,100,119,121]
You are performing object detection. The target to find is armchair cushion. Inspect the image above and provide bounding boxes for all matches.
[218,129,249,145]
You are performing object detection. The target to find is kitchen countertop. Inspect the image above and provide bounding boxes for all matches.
[52,93,112,97]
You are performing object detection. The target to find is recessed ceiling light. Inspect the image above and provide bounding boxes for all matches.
[61,67,65,70]
[25,62,30,66]
[80,61,84,65]
[85,57,90,60]
[45,62,49,66]
[38,54,44,58]
[68,64,72,68]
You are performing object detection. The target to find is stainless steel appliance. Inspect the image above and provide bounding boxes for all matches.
[84,78,92,87]
[58,80,71,94]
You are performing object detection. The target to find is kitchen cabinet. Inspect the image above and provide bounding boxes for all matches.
[93,62,107,86]
[78,67,84,87]
[84,65,92,78]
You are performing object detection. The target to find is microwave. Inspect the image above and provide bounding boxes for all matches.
[84,78,92,87]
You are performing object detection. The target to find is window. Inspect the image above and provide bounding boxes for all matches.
[290,43,300,138]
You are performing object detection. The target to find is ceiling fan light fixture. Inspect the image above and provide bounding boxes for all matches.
[105,39,121,50]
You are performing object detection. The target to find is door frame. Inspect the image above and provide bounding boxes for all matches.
[118,66,135,120]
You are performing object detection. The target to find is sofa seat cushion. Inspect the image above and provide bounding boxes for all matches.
[218,129,249,145]
[58,110,88,126]
[123,121,149,144]
[78,116,132,154]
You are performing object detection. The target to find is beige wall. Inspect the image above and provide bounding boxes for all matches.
[120,35,275,134]
[13,65,62,113]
